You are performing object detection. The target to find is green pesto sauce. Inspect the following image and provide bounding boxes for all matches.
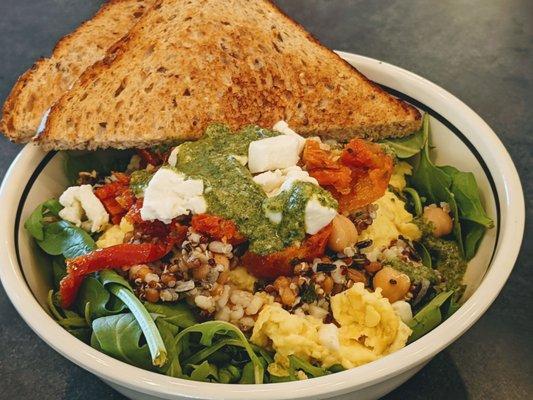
[264,181,338,246]
[416,219,467,291]
[174,124,337,255]
[130,169,153,197]
[384,258,438,284]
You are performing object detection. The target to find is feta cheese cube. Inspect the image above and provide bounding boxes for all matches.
[318,323,340,352]
[248,135,300,173]
[278,166,318,193]
[273,120,306,153]
[252,170,284,193]
[58,185,109,232]
[304,197,336,235]
[140,167,206,224]
[391,301,413,323]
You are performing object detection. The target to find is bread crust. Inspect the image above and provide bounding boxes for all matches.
[0,0,154,142]
[40,0,422,150]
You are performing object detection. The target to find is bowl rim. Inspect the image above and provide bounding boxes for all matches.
[0,52,525,400]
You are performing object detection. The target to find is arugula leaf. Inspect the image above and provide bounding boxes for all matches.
[102,270,167,367]
[189,361,219,382]
[36,220,96,259]
[380,121,425,158]
[65,149,134,184]
[24,199,63,241]
[174,321,265,384]
[91,313,154,371]
[289,355,329,378]
[407,290,456,342]
[47,290,91,343]
[76,276,126,321]
[143,302,197,329]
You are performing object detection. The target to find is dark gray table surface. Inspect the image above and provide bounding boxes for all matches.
[0,1,531,399]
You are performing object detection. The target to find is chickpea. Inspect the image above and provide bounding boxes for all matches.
[423,206,453,237]
[373,267,411,303]
[145,288,160,303]
[328,214,359,252]
[280,287,297,307]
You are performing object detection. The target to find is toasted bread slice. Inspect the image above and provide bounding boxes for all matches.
[1,0,154,142]
[39,0,421,150]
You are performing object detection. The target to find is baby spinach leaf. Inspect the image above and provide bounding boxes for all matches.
[24,199,63,241]
[439,166,494,228]
[36,220,96,259]
[98,269,133,292]
[91,313,154,371]
[380,119,426,159]
[403,187,423,217]
[414,242,432,269]
[463,221,486,261]
[65,149,134,184]
[407,290,456,342]
[51,256,67,289]
[144,302,197,329]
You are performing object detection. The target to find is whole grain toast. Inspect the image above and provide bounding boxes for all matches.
[39,0,422,150]
[0,0,154,143]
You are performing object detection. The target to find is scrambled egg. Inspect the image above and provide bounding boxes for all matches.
[229,266,257,292]
[359,191,421,251]
[389,161,412,191]
[96,218,134,248]
[250,283,411,375]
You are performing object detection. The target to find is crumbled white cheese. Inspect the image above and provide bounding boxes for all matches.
[265,210,283,225]
[304,197,336,235]
[278,166,318,193]
[272,120,306,153]
[248,135,301,173]
[253,166,318,197]
[140,167,206,224]
[167,145,181,167]
[58,185,109,232]
[318,323,340,352]
[391,301,413,323]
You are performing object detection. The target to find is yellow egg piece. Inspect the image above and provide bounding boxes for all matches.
[250,283,411,375]
[359,190,421,251]
[389,161,412,191]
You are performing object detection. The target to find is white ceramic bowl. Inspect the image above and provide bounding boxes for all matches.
[0,52,525,400]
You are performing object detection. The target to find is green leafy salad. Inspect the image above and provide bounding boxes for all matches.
[25,116,492,383]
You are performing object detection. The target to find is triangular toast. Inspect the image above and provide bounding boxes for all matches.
[39,0,421,150]
[1,0,154,142]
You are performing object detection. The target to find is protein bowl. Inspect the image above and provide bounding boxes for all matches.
[0,52,524,400]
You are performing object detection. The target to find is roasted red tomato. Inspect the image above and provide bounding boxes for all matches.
[242,224,332,279]
[94,173,133,224]
[191,214,245,245]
